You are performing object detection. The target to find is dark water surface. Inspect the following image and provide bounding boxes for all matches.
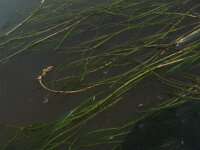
[0,0,40,35]
[0,0,70,146]
[0,0,199,150]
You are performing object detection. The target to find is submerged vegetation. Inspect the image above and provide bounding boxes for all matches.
[0,0,200,149]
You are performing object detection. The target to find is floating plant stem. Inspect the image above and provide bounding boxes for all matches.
[175,26,200,47]
[37,62,113,94]
[4,0,46,36]
[0,0,200,149]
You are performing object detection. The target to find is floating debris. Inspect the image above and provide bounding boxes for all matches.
[138,103,144,107]
[175,27,200,47]
[43,97,49,104]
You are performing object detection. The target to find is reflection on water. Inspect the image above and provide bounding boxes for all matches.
[122,101,200,150]
[0,0,39,35]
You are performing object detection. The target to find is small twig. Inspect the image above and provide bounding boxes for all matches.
[37,62,112,94]
[37,66,94,94]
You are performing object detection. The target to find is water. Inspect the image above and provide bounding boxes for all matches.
[0,0,40,36]
[122,101,200,150]
[0,0,73,146]
[0,0,199,149]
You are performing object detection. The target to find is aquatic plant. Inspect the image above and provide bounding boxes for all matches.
[0,0,199,149]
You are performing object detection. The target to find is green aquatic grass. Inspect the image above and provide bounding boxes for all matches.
[0,0,200,149]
